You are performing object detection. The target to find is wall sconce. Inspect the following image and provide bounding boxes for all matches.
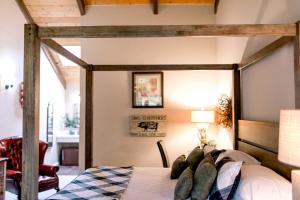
[191,110,215,147]
[5,84,13,90]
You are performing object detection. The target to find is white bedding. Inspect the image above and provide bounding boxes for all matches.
[121,166,292,200]
[121,167,177,200]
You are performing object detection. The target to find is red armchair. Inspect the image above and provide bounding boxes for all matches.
[0,136,59,199]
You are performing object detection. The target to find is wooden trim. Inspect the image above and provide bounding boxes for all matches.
[152,0,158,14]
[22,24,40,200]
[15,0,34,23]
[41,46,67,89]
[233,64,241,149]
[41,39,89,69]
[85,67,93,169]
[214,0,220,14]
[238,120,279,153]
[38,24,296,38]
[239,36,293,70]
[85,0,214,4]
[295,21,300,108]
[92,64,234,71]
[76,0,86,15]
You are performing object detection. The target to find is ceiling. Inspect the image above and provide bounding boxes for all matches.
[23,0,215,27]
[22,0,216,82]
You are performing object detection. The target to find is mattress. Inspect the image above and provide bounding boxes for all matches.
[121,167,176,200]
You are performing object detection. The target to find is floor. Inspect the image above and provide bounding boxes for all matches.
[57,166,81,175]
[5,175,77,200]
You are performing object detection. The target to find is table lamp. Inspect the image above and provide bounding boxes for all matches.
[278,110,300,200]
[191,110,215,147]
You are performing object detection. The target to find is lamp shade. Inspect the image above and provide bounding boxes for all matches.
[278,110,300,167]
[191,111,214,123]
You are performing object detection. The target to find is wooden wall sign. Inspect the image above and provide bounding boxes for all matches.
[130,115,167,137]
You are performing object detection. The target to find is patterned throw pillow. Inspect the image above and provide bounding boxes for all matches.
[186,146,204,171]
[191,155,217,200]
[208,157,242,200]
[174,167,194,200]
[171,155,188,179]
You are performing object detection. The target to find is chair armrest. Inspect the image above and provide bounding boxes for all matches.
[39,164,59,177]
[7,169,22,182]
[0,147,6,157]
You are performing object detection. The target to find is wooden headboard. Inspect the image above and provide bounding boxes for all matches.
[237,120,293,180]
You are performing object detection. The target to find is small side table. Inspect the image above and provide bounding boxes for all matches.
[0,158,7,200]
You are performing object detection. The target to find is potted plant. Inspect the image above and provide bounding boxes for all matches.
[64,114,79,135]
[216,94,232,128]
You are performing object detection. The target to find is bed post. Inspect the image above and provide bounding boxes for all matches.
[22,24,40,200]
[232,64,241,150]
[294,21,300,108]
[85,66,93,169]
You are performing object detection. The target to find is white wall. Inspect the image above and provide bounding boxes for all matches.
[65,79,80,117]
[91,71,232,167]
[0,1,26,137]
[40,52,66,164]
[81,5,216,64]
[216,0,300,121]
[80,5,233,168]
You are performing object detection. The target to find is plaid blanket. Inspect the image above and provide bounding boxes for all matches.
[48,166,133,200]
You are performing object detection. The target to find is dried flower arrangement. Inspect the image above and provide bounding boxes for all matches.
[216,94,232,128]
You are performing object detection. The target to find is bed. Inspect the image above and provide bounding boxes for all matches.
[49,120,293,200]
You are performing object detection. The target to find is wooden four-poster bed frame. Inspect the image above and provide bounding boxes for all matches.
[22,22,300,199]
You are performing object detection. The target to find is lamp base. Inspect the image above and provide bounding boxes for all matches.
[292,170,300,200]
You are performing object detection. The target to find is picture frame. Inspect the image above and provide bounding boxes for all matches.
[129,115,167,137]
[132,72,164,108]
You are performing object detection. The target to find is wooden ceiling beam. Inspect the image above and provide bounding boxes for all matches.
[42,46,67,88]
[76,0,86,15]
[15,0,34,23]
[152,0,158,15]
[42,39,89,69]
[214,0,220,14]
[92,64,234,71]
[38,24,297,38]
[239,36,293,70]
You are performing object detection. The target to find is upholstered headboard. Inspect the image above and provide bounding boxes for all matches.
[237,120,293,180]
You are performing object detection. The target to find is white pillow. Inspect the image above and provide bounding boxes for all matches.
[233,165,292,200]
[203,145,215,155]
[215,150,261,165]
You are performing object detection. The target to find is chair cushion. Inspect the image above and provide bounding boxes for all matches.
[171,155,188,179]
[39,176,59,192]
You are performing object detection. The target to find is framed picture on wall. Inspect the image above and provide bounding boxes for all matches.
[132,72,164,108]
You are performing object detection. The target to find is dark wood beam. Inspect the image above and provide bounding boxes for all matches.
[92,64,234,71]
[239,36,293,70]
[85,67,93,169]
[22,23,40,200]
[295,21,300,108]
[214,0,220,14]
[152,0,158,15]
[42,46,67,89]
[233,64,241,150]
[15,0,34,23]
[76,0,86,16]
[41,39,89,69]
[38,24,296,38]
